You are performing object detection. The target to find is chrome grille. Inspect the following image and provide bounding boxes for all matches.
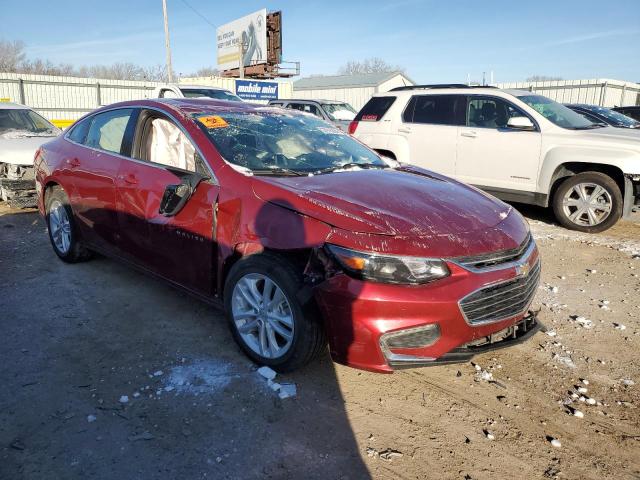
[455,233,533,271]
[459,259,541,325]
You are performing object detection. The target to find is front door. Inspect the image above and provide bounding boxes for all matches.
[116,110,219,296]
[456,95,541,192]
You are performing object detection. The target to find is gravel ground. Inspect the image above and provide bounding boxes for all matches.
[1,202,639,480]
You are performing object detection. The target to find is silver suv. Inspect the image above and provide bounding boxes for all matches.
[268,99,357,131]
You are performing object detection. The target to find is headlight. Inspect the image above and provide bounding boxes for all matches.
[326,244,450,284]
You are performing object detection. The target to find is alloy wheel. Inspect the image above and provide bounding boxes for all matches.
[49,199,72,254]
[561,182,613,227]
[231,273,294,359]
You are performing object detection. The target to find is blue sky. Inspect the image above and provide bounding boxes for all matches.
[3,0,639,82]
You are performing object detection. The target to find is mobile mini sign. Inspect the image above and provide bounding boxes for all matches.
[235,80,278,101]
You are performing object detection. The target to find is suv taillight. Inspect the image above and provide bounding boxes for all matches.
[348,120,359,135]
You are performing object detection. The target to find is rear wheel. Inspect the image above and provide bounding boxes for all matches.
[46,187,92,262]
[552,172,622,233]
[224,253,326,372]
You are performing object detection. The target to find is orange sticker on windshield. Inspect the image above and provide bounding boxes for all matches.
[198,115,228,129]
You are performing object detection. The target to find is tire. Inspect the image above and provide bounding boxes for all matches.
[552,172,622,233]
[224,253,326,372]
[45,187,92,263]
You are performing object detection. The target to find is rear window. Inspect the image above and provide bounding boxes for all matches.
[402,95,465,126]
[355,96,396,122]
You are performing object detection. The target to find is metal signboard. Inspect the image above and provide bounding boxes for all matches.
[235,80,278,100]
[217,9,268,71]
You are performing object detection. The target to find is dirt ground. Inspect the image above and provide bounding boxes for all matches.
[1,202,639,480]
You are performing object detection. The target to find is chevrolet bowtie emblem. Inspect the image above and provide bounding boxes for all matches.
[516,262,531,277]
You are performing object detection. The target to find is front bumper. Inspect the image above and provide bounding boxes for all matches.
[314,243,541,373]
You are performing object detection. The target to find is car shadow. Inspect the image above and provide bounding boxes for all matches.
[0,204,371,479]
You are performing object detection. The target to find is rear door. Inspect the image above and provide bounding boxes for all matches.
[115,108,219,296]
[456,95,541,192]
[396,94,464,175]
[64,108,136,251]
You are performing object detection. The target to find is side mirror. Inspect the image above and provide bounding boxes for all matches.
[159,182,193,217]
[159,169,209,217]
[507,116,536,131]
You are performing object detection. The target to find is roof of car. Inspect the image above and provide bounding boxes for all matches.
[0,101,30,110]
[178,84,231,91]
[270,99,345,104]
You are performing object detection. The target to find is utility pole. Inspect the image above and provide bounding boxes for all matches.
[238,40,246,79]
[162,0,174,83]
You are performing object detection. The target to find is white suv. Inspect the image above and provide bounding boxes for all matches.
[350,85,640,232]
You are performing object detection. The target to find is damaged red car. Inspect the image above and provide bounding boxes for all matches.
[35,99,541,373]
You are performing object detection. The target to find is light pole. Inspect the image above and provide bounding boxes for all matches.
[162,0,174,83]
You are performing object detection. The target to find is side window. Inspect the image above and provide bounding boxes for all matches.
[403,95,464,126]
[467,96,529,129]
[141,114,198,173]
[355,96,396,122]
[85,109,133,154]
[270,102,284,107]
[286,103,321,118]
[67,117,92,144]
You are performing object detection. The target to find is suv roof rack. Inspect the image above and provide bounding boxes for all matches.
[389,84,499,92]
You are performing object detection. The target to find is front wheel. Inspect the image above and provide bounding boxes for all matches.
[224,253,326,372]
[552,172,622,233]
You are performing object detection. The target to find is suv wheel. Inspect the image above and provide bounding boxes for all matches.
[46,187,92,262]
[552,172,622,233]
[224,253,326,372]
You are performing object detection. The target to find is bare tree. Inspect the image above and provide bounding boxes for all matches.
[525,75,564,82]
[338,57,403,75]
[0,39,27,72]
[0,38,187,82]
[186,66,220,78]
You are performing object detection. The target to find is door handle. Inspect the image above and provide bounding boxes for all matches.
[66,157,80,167]
[398,127,412,134]
[461,131,477,138]
[119,173,138,185]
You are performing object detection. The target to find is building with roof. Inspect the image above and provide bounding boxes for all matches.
[292,71,414,110]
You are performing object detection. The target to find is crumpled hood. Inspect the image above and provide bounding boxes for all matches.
[0,136,56,166]
[252,166,512,237]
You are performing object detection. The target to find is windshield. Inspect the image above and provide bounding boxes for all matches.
[0,108,60,137]
[581,105,640,128]
[194,110,387,175]
[321,103,356,121]
[181,88,243,102]
[517,95,599,129]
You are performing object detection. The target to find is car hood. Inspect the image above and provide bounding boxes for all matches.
[575,126,640,144]
[0,136,57,166]
[252,166,512,237]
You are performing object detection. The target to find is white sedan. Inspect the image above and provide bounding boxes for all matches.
[0,102,60,207]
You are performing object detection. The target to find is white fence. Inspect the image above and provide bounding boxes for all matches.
[0,72,162,121]
[0,73,294,123]
[496,78,640,108]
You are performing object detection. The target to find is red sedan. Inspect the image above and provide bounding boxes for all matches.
[34,99,541,373]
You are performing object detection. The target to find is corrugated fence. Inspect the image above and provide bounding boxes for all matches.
[496,78,640,108]
[0,73,294,126]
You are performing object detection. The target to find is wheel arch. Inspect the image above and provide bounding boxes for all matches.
[548,162,625,206]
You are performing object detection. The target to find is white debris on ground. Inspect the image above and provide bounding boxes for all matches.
[549,438,562,448]
[529,220,640,258]
[163,359,235,395]
[119,395,129,404]
[256,366,297,399]
[87,414,97,423]
[366,447,403,461]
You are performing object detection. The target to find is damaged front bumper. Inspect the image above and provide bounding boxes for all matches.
[0,164,37,208]
[386,311,541,369]
[623,174,640,218]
